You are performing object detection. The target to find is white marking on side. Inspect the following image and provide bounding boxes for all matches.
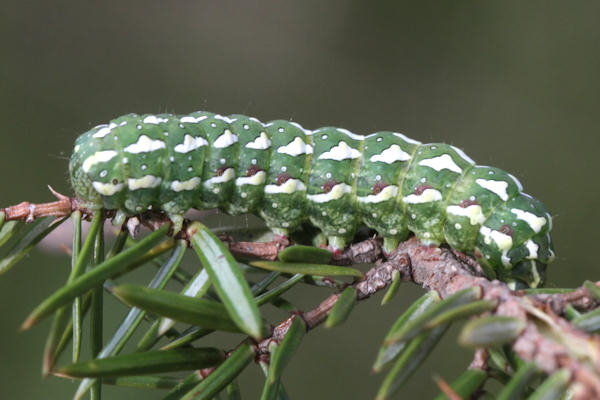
[82,150,118,172]
[245,132,271,150]
[124,135,167,154]
[369,144,411,164]
[479,225,514,267]
[92,181,124,196]
[276,137,308,156]
[475,179,510,201]
[403,188,443,204]
[174,134,208,153]
[92,122,117,138]
[203,168,235,186]
[180,115,208,123]
[511,209,547,233]
[213,130,238,148]
[307,183,352,203]
[264,179,307,194]
[525,239,539,259]
[418,154,463,173]
[74,145,80,152]
[128,175,162,190]
[446,204,486,225]
[357,185,398,203]
[235,171,266,186]
[318,141,361,161]
[170,177,201,192]
[143,115,169,125]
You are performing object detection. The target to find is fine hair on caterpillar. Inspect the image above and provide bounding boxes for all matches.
[69,111,555,288]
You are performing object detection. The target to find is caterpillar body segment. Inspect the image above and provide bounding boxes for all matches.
[69,111,555,288]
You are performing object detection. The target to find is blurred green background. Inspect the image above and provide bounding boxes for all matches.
[1,1,599,398]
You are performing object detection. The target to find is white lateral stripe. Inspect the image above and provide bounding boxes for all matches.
[128,175,162,190]
[511,208,546,233]
[235,171,266,186]
[451,146,475,164]
[174,134,208,153]
[475,179,509,201]
[124,135,167,154]
[245,132,271,150]
[290,122,308,134]
[264,179,306,194]
[545,212,553,231]
[393,132,421,145]
[214,114,232,123]
[276,137,308,156]
[357,185,398,203]
[508,173,524,191]
[403,188,442,204]
[92,181,124,196]
[446,204,486,225]
[213,130,238,148]
[82,150,118,172]
[369,144,411,164]
[170,177,201,192]
[203,168,235,185]
[318,141,361,161]
[336,128,364,141]
[418,154,463,173]
[307,183,352,203]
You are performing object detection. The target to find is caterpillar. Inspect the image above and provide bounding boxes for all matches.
[69,111,555,288]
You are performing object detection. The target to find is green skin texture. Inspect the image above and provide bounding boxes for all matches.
[69,112,555,288]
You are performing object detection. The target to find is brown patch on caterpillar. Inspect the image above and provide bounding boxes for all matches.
[276,173,292,185]
[246,165,262,177]
[474,248,483,259]
[459,199,479,208]
[323,180,338,193]
[216,166,230,176]
[414,184,432,195]
[372,181,388,195]
[499,225,513,236]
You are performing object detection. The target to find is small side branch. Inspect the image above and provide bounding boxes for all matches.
[2,187,77,222]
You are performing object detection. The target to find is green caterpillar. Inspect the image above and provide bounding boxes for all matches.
[69,111,555,288]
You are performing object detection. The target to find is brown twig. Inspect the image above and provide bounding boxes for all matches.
[6,194,600,397]
[523,284,600,315]
[247,238,600,399]
[1,187,78,222]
